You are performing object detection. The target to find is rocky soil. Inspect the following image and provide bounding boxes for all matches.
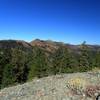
[0,72,100,100]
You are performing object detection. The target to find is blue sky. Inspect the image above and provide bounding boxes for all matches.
[0,0,99,44]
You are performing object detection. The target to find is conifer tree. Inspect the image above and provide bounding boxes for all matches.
[1,64,15,88]
[11,48,28,83]
[28,47,48,80]
[52,46,75,74]
[79,41,90,71]
[93,50,100,68]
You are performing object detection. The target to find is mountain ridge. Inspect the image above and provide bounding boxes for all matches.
[0,39,100,53]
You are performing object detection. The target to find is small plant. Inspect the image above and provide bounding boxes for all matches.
[85,85,97,97]
[91,67,100,83]
[66,77,88,95]
[67,77,100,99]
[85,85,100,98]
[91,67,100,74]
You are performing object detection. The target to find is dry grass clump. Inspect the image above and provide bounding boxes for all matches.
[90,67,100,81]
[66,77,100,99]
[91,67,100,73]
[66,77,88,95]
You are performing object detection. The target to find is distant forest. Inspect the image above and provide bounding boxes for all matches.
[0,40,100,89]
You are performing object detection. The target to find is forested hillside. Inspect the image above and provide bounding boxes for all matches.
[0,39,100,89]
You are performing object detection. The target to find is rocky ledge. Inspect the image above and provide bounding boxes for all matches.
[0,72,100,100]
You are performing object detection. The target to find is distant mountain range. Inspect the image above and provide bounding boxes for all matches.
[0,39,100,53]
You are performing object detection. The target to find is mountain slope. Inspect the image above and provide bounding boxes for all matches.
[30,39,100,53]
[0,40,33,52]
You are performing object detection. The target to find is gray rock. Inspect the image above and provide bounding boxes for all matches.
[0,72,100,100]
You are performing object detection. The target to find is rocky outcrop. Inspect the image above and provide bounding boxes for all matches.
[0,72,100,100]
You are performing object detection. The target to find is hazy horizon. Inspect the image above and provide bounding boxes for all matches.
[0,38,100,46]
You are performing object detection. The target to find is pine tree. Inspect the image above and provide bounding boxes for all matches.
[1,64,15,88]
[28,47,48,80]
[0,49,11,88]
[79,41,90,71]
[93,50,100,68]
[11,48,28,83]
[52,46,75,74]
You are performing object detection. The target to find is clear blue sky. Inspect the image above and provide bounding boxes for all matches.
[0,0,99,44]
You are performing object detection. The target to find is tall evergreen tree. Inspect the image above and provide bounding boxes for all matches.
[93,50,100,68]
[1,64,15,88]
[28,47,48,80]
[11,48,28,83]
[0,49,11,88]
[79,41,90,71]
[52,46,75,74]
